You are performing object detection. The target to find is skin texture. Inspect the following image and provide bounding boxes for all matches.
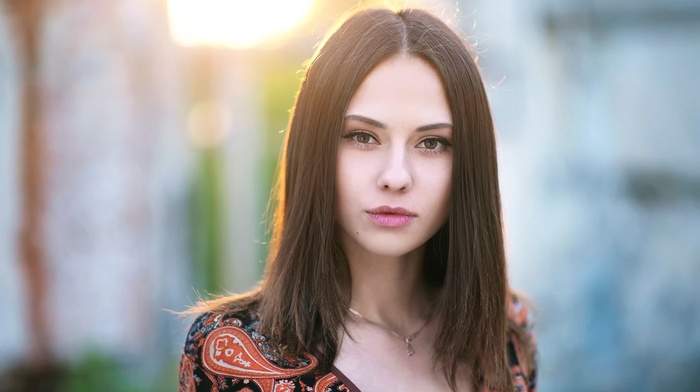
[334,55,470,391]
[335,55,453,261]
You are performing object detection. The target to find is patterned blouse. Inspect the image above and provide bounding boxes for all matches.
[178,296,537,392]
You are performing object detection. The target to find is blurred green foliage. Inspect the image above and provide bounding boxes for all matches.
[190,148,226,294]
[61,351,141,392]
[1,350,179,392]
[185,50,309,296]
[60,350,179,392]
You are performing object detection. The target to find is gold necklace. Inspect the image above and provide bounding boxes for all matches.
[347,307,431,356]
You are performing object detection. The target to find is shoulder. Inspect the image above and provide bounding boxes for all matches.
[505,293,538,392]
[178,305,346,392]
[507,293,535,332]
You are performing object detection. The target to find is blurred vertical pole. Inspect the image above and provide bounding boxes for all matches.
[188,48,226,294]
[218,50,265,294]
[185,47,265,295]
[7,0,52,371]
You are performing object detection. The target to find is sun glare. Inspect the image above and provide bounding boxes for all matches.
[167,0,315,49]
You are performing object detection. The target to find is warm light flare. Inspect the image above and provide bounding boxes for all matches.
[168,0,315,49]
[188,101,232,149]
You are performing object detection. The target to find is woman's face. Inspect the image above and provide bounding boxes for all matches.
[335,56,453,258]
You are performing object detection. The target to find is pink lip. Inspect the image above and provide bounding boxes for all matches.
[366,206,417,227]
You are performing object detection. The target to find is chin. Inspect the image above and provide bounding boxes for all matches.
[353,237,427,258]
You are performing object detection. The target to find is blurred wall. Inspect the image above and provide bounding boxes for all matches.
[469,0,700,390]
[0,0,195,381]
[0,0,26,371]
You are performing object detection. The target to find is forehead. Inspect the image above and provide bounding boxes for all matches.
[345,56,453,125]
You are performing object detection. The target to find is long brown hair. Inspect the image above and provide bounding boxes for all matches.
[197,7,516,391]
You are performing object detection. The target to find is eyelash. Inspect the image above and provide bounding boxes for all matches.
[418,137,452,154]
[341,131,452,154]
[342,131,378,149]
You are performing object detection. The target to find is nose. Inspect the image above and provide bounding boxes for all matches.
[377,146,412,192]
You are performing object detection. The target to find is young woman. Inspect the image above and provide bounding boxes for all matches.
[179,6,537,392]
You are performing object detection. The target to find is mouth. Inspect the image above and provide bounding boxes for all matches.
[366,205,417,227]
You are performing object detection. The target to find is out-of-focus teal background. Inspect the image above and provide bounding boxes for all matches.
[0,0,698,391]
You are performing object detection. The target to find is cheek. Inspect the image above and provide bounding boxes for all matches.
[335,150,363,206]
[425,162,452,218]
[441,167,452,199]
[425,160,452,195]
[335,151,351,199]
[336,150,376,193]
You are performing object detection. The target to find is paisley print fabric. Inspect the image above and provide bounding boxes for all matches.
[506,296,538,392]
[178,296,537,392]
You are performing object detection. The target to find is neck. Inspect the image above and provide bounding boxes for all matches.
[343,245,436,334]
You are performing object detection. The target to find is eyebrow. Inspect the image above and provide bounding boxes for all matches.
[344,114,452,132]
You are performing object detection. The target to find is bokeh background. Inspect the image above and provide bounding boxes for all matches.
[1,0,698,391]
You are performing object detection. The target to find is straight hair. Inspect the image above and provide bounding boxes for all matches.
[196,7,518,391]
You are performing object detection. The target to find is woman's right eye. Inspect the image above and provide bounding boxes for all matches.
[342,131,378,146]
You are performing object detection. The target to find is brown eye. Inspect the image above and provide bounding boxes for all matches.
[356,134,371,144]
[342,131,377,147]
[423,139,439,149]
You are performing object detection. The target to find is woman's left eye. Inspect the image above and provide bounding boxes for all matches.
[354,133,373,144]
[417,137,451,152]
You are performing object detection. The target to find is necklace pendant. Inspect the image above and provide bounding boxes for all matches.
[405,337,415,356]
[348,307,430,358]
